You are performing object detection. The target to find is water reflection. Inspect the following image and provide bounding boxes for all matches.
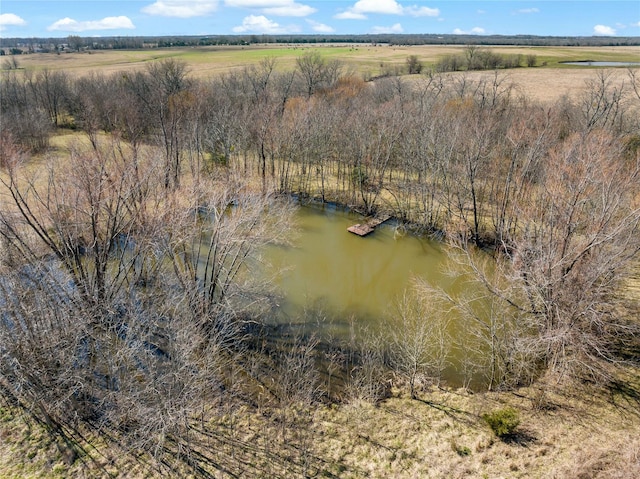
[259,202,502,389]
[264,203,459,332]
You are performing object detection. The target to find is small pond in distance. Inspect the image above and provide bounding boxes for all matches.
[561,61,640,67]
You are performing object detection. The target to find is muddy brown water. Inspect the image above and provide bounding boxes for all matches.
[262,203,475,334]
[258,203,497,388]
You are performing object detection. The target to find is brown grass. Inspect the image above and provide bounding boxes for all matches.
[7,44,640,103]
[440,67,633,104]
[307,378,640,479]
[2,380,639,478]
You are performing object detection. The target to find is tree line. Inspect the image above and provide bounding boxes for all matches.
[1,55,639,476]
[3,33,640,51]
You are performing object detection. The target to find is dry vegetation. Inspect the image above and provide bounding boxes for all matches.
[8,44,640,102]
[441,67,631,103]
[2,382,639,478]
[1,45,639,478]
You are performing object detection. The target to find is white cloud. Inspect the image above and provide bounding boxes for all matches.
[232,14,300,33]
[452,27,485,35]
[264,4,316,17]
[226,0,288,6]
[352,0,403,15]
[404,6,439,17]
[516,8,539,14]
[593,24,616,35]
[477,10,486,15]
[0,13,27,31]
[142,0,218,18]
[632,21,640,27]
[306,19,335,33]
[371,23,403,34]
[226,0,268,5]
[226,1,315,17]
[334,11,367,20]
[47,16,135,32]
[336,0,439,20]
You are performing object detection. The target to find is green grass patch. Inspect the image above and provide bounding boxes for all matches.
[12,45,639,81]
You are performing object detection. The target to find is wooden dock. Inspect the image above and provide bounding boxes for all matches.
[347,215,391,237]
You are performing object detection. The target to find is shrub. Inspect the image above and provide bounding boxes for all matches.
[350,165,369,189]
[450,439,472,456]
[406,55,423,74]
[482,407,520,438]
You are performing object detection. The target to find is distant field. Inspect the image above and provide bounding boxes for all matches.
[438,67,633,103]
[6,44,640,103]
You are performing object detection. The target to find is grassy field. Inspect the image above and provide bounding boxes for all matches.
[2,380,639,478]
[8,44,639,103]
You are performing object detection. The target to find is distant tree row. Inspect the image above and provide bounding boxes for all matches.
[434,45,538,72]
[2,33,639,51]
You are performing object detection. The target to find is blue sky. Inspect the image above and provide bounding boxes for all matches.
[1,1,639,38]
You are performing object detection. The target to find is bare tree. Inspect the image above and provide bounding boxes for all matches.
[244,57,277,103]
[406,55,423,74]
[390,291,452,398]
[24,68,70,127]
[121,59,193,189]
[580,70,627,132]
[452,129,640,385]
[338,91,405,214]
[296,50,343,98]
[166,179,294,338]
[199,78,243,175]
[487,101,551,248]
[0,134,294,474]
[464,44,482,70]
[0,71,52,151]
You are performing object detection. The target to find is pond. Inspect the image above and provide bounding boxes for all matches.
[263,203,458,330]
[259,202,495,387]
[561,61,640,67]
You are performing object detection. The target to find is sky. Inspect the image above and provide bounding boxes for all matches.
[0,1,639,38]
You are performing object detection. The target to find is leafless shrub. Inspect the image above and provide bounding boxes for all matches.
[389,290,452,398]
[449,129,640,387]
[581,70,627,132]
[0,136,294,473]
[344,328,389,404]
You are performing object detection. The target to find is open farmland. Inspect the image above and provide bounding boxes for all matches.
[9,44,640,103]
